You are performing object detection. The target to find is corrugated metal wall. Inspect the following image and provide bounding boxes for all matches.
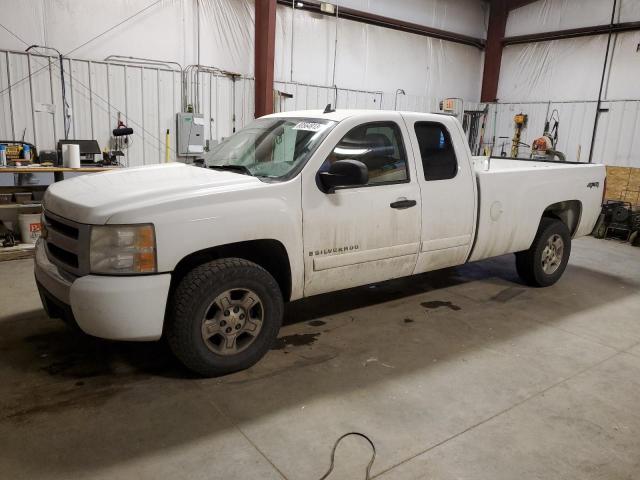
[3,50,637,168]
[0,49,254,166]
[273,80,447,116]
[483,101,640,166]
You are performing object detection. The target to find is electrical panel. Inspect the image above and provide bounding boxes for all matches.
[176,112,204,156]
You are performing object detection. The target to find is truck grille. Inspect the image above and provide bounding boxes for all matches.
[42,210,91,276]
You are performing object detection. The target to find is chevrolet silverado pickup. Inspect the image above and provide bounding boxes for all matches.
[35,110,606,376]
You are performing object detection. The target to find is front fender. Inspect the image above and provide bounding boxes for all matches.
[106,178,305,300]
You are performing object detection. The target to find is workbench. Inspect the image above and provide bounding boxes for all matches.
[0,166,118,260]
[0,166,116,182]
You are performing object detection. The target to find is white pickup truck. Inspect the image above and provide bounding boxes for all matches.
[35,110,606,376]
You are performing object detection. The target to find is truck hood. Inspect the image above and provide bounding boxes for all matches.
[44,163,263,224]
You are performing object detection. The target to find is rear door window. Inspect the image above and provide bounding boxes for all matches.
[414,122,458,181]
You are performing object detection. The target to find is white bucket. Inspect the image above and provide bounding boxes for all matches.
[62,144,80,168]
[18,213,42,244]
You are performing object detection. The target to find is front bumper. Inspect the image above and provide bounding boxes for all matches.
[34,240,171,341]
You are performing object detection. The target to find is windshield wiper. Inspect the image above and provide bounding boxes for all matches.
[209,164,253,176]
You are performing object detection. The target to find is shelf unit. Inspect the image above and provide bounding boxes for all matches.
[0,166,117,260]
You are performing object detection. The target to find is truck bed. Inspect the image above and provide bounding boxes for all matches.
[468,157,606,262]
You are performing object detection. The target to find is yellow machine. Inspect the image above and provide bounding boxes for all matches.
[511,113,528,158]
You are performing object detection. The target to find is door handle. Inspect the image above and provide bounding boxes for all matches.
[390,199,417,209]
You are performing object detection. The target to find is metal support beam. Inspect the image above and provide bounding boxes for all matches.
[507,0,539,10]
[479,0,539,102]
[276,0,485,49]
[481,0,508,102]
[255,0,276,118]
[504,21,640,45]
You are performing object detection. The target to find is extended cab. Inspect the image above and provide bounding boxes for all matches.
[35,110,606,376]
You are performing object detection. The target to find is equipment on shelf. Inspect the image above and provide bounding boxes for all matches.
[37,150,58,165]
[0,221,17,248]
[498,136,510,157]
[106,113,133,166]
[57,140,101,164]
[463,108,488,156]
[477,105,490,156]
[101,150,124,166]
[440,98,464,123]
[0,141,37,164]
[531,109,565,161]
[511,113,528,158]
[101,121,133,166]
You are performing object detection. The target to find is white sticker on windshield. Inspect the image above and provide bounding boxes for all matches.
[292,121,326,132]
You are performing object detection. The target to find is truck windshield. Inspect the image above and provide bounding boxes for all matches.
[204,117,337,180]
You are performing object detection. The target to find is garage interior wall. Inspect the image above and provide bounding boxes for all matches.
[274,0,486,113]
[486,0,640,167]
[0,0,257,168]
[0,0,487,171]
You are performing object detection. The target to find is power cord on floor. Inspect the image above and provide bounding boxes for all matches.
[316,432,377,480]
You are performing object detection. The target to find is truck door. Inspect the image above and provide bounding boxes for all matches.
[301,115,421,297]
[402,114,477,273]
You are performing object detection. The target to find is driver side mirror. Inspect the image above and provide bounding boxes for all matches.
[318,159,369,193]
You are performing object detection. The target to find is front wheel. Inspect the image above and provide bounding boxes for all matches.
[166,258,283,377]
[515,218,571,287]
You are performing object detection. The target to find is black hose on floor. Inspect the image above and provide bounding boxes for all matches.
[316,432,377,480]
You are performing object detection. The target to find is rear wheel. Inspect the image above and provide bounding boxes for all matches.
[515,218,571,287]
[167,258,283,377]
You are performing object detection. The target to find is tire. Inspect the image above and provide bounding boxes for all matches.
[166,258,283,377]
[515,217,571,287]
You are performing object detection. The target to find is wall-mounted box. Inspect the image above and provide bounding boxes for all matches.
[176,112,204,156]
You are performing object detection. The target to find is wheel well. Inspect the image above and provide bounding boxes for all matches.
[170,239,292,301]
[542,200,582,236]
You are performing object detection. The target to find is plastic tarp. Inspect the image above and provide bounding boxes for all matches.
[493,0,640,167]
[502,0,640,102]
[507,0,640,36]
[335,0,488,39]
[275,6,483,111]
[497,36,608,102]
[0,0,255,75]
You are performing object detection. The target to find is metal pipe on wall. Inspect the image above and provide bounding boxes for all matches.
[331,4,339,107]
[104,55,183,71]
[290,0,295,82]
[26,53,38,146]
[588,0,618,164]
[5,51,16,139]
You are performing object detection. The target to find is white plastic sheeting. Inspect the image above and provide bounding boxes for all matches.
[0,49,254,165]
[273,81,382,112]
[496,0,640,167]
[483,102,596,161]
[498,31,640,103]
[482,100,640,167]
[275,6,484,113]
[506,0,640,36]
[337,0,488,39]
[498,36,608,102]
[0,0,487,172]
[0,0,257,167]
[506,0,615,37]
[0,0,255,75]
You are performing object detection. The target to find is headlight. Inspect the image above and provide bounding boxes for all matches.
[90,224,157,274]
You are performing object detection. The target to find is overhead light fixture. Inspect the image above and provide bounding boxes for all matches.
[320,2,336,14]
[295,1,304,7]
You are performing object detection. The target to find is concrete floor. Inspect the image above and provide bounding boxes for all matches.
[1,236,639,479]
